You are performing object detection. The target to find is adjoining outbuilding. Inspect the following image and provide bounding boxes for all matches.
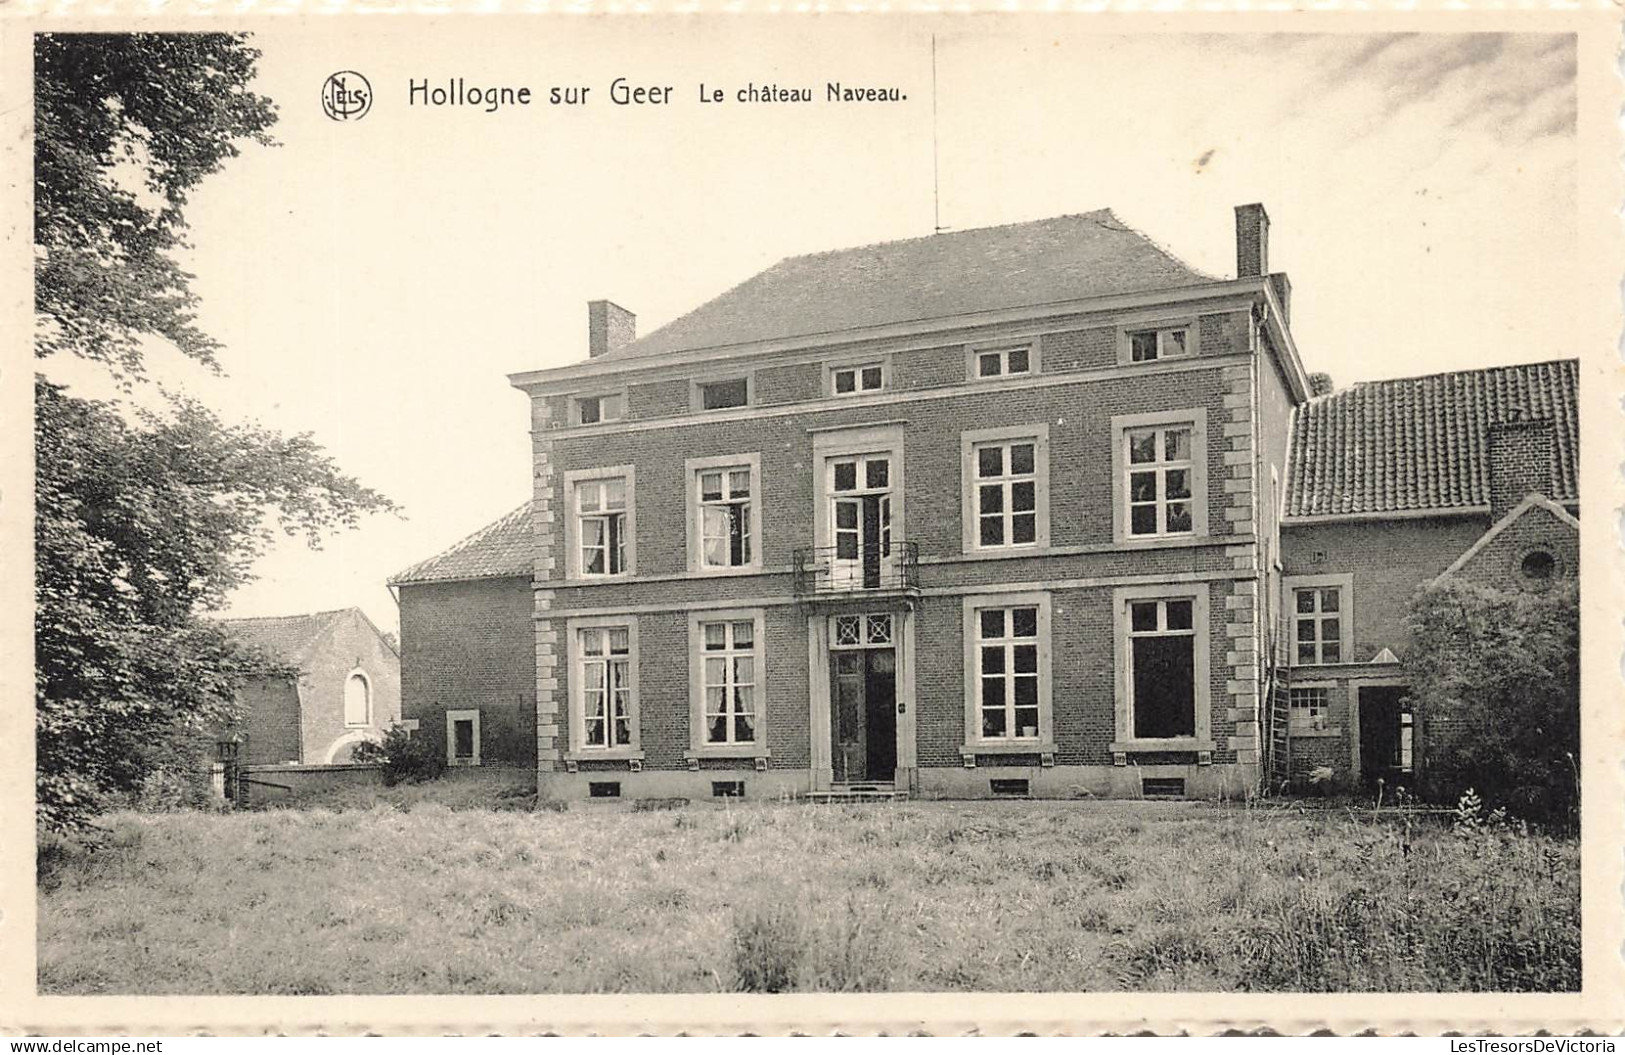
[215,607,402,766]
[388,503,538,771]
[1275,359,1579,791]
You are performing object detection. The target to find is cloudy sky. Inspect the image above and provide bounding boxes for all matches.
[39,23,1578,632]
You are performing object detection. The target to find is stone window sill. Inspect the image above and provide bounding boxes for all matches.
[684,746,771,760]
[959,740,1057,757]
[1115,533,1209,550]
[563,748,646,762]
[1109,738,1218,754]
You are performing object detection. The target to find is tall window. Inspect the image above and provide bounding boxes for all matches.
[1128,598,1196,739]
[973,440,1038,548]
[1128,326,1190,363]
[577,477,628,576]
[343,672,370,726]
[701,620,757,745]
[830,455,892,562]
[1294,586,1343,664]
[1126,425,1194,537]
[698,467,753,568]
[579,626,633,749]
[976,606,1040,740]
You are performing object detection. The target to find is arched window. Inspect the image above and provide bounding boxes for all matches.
[344,672,371,726]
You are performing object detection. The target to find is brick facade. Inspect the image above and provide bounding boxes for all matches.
[1447,501,1578,589]
[296,609,402,764]
[236,676,303,765]
[398,577,537,768]
[394,209,1577,803]
[220,608,401,766]
[516,290,1290,801]
[1281,517,1491,662]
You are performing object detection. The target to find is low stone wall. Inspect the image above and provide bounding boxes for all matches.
[237,762,385,805]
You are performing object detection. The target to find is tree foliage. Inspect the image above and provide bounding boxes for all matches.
[35,33,277,375]
[1406,578,1579,828]
[34,33,397,833]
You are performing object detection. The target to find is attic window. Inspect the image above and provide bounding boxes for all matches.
[575,393,624,425]
[974,345,1032,379]
[832,363,884,396]
[1128,327,1190,363]
[698,378,750,411]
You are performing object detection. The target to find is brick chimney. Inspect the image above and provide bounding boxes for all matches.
[1486,414,1557,518]
[1235,203,1269,278]
[588,300,636,358]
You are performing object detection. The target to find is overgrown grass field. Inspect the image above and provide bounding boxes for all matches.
[38,787,1579,994]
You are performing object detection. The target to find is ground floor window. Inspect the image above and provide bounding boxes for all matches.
[1289,686,1331,734]
[689,609,766,752]
[976,606,1041,739]
[1127,596,1197,739]
[962,592,1053,749]
[579,626,634,748]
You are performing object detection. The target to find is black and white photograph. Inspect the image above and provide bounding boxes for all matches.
[6,9,1622,1036]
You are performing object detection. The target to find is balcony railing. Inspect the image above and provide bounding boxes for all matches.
[793,541,920,598]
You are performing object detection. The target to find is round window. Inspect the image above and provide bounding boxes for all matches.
[1520,550,1556,581]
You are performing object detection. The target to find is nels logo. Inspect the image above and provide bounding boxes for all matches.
[322,71,372,121]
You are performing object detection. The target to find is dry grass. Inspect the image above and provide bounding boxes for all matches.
[37,793,1579,995]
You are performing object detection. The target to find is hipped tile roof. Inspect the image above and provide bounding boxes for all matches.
[1285,359,1579,518]
[596,210,1217,360]
[388,503,535,586]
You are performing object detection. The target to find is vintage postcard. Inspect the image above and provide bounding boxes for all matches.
[1,4,1621,1037]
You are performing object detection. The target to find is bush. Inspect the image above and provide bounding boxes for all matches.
[352,726,443,786]
[1406,580,1579,828]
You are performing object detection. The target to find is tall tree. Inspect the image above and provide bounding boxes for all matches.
[35,33,277,376]
[34,33,396,832]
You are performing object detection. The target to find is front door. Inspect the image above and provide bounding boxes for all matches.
[829,612,900,784]
[1358,686,1413,790]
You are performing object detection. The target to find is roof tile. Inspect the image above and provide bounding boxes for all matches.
[1286,359,1578,518]
[389,503,535,586]
[216,609,352,666]
[595,210,1217,361]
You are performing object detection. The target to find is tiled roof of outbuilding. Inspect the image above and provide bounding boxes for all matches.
[1285,359,1579,518]
[216,609,352,666]
[595,209,1218,360]
[388,503,535,586]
